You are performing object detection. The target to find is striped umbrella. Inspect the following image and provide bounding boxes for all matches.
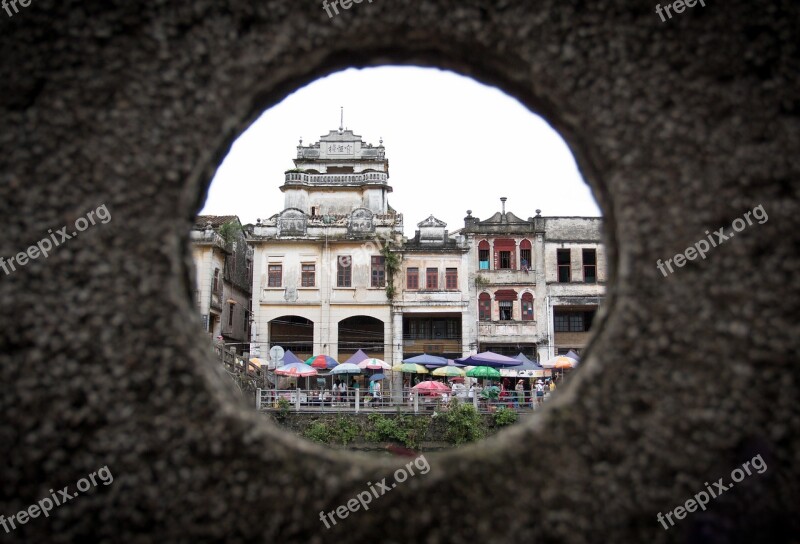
[432,366,466,377]
[391,363,430,374]
[305,354,339,370]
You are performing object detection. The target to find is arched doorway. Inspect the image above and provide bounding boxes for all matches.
[338,316,384,362]
[269,315,314,361]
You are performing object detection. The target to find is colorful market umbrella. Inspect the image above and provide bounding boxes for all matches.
[432,366,466,377]
[275,362,318,377]
[391,363,430,374]
[542,355,578,369]
[358,358,392,370]
[305,354,339,370]
[412,380,451,396]
[456,351,521,368]
[565,350,581,364]
[282,350,304,365]
[403,353,448,367]
[554,358,577,369]
[343,349,370,365]
[330,363,362,375]
[466,366,502,379]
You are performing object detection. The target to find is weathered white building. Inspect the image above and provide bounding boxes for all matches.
[191,216,253,352]
[392,216,472,365]
[248,126,402,364]
[244,123,606,367]
[460,199,606,362]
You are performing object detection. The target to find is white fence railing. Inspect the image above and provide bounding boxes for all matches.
[257,388,554,414]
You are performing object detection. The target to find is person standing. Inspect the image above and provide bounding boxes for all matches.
[514,379,524,408]
[535,380,545,407]
[373,380,382,406]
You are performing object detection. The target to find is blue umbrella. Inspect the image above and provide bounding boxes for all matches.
[455,351,520,368]
[344,349,370,365]
[282,350,304,365]
[403,353,448,367]
[369,373,386,381]
[512,353,544,371]
[565,350,581,365]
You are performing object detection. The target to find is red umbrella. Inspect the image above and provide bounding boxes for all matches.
[412,380,451,396]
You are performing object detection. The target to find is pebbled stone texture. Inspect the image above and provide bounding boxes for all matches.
[1,1,798,543]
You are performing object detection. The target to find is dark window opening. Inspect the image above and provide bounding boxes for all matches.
[499,251,511,269]
[557,249,571,283]
[583,248,597,283]
[520,249,531,270]
[212,268,220,293]
[554,310,596,332]
[499,300,513,321]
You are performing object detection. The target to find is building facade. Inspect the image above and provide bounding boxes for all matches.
[191,216,253,352]
[391,215,472,366]
[461,200,606,363]
[248,127,402,364]
[240,124,607,367]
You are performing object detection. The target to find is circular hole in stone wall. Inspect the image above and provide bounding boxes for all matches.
[193,66,605,452]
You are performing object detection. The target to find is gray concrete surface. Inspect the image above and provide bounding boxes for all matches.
[1,1,798,542]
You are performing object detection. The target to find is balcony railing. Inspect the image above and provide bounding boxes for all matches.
[474,268,536,285]
[478,320,537,339]
[284,172,388,185]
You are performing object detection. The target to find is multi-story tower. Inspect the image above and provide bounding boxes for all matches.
[248,125,402,363]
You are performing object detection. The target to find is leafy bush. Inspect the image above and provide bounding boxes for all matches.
[303,421,331,444]
[301,418,360,445]
[493,407,518,427]
[445,398,485,445]
[331,417,360,446]
[365,414,429,449]
[275,398,291,422]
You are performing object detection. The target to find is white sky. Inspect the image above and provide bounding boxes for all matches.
[201,66,601,235]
